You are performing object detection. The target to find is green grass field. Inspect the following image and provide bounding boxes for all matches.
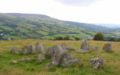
[0,39,120,75]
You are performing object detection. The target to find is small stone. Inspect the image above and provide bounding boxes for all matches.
[11,60,18,64]
[103,43,112,52]
[19,57,33,62]
[37,54,45,63]
[90,57,103,69]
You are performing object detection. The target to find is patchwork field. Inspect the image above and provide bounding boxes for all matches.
[0,39,120,75]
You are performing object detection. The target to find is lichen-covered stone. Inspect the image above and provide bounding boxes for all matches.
[90,57,103,69]
[35,42,45,54]
[60,53,79,67]
[103,43,112,52]
[79,40,89,52]
[10,47,19,54]
[46,45,65,66]
[21,45,33,54]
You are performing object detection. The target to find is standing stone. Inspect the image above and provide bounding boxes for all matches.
[103,43,112,52]
[80,40,89,52]
[47,45,65,66]
[90,57,104,69]
[46,45,79,68]
[60,53,79,67]
[21,45,33,54]
[10,47,19,54]
[35,42,45,54]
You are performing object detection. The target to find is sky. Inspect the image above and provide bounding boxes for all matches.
[0,0,120,25]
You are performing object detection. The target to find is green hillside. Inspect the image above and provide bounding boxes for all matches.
[0,13,94,39]
[0,13,118,40]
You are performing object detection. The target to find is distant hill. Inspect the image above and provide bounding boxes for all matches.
[96,24,120,28]
[64,21,113,33]
[0,13,118,40]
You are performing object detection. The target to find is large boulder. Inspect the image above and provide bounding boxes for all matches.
[103,43,112,52]
[46,45,65,66]
[35,42,45,54]
[46,45,79,68]
[90,57,104,69]
[80,40,89,52]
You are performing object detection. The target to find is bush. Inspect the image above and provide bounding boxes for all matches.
[74,37,81,40]
[64,36,71,40]
[54,36,64,40]
[93,32,104,41]
[54,36,72,40]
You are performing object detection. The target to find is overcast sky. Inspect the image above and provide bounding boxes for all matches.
[0,0,120,25]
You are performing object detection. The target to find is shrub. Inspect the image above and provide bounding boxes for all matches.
[93,32,104,41]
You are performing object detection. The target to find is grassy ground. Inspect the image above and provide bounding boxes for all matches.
[0,39,120,75]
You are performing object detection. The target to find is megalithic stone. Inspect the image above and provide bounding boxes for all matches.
[35,42,45,54]
[80,40,89,52]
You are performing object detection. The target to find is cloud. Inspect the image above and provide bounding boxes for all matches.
[56,0,96,6]
[0,0,120,24]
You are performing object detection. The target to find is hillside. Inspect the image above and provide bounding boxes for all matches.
[0,13,118,40]
[64,21,113,33]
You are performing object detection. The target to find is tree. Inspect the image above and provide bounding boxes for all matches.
[93,32,104,41]
[64,36,71,40]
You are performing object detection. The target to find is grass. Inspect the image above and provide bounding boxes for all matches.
[0,39,120,75]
